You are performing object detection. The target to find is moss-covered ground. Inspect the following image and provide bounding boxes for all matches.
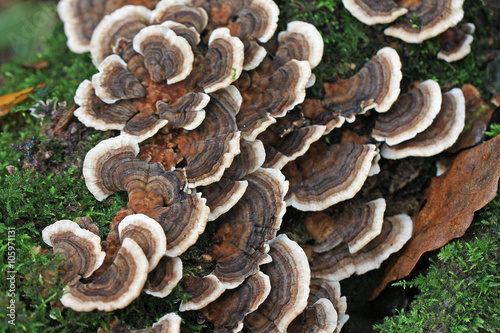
[0,0,499,332]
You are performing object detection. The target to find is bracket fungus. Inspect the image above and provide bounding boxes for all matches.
[201,271,271,333]
[309,214,413,282]
[61,237,149,312]
[342,0,408,25]
[42,220,105,286]
[437,23,475,62]
[301,47,402,127]
[83,135,210,258]
[343,0,466,44]
[383,0,465,44]
[76,23,244,142]
[372,79,442,146]
[305,198,386,254]
[283,141,380,211]
[380,88,466,159]
[57,0,160,54]
[42,0,485,329]
[243,234,310,333]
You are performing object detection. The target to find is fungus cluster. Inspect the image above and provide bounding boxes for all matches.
[43,0,470,331]
[343,0,474,61]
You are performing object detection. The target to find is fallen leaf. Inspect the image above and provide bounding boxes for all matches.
[371,134,500,300]
[22,60,49,70]
[0,83,46,116]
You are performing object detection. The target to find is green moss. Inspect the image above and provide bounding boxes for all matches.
[374,197,500,332]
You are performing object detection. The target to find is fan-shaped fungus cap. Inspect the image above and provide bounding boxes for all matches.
[276,21,324,69]
[288,298,338,333]
[118,214,167,272]
[384,0,465,43]
[179,274,226,312]
[236,59,312,141]
[57,0,160,54]
[133,25,194,84]
[202,271,271,333]
[90,5,152,66]
[196,28,244,93]
[209,168,288,289]
[152,0,208,32]
[152,313,182,333]
[306,198,386,254]
[437,23,475,62]
[309,214,413,281]
[372,79,442,146]
[74,80,141,132]
[92,55,146,104]
[60,237,149,312]
[309,278,348,325]
[223,139,266,181]
[83,135,140,201]
[321,47,402,120]
[42,220,105,285]
[145,256,183,297]
[342,0,408,25]
[243,234,310,333]
[260,124,327,170]
[150,192,210,257]
[203,0,278,70]
[160,20,201,49]
[381,88,466,159]
[235,0,280,43]
[201,179,249,222]
[284,141,379,211]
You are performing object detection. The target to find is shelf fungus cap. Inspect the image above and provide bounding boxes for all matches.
[42,220,105,285]
[342,0,408,25]
[288,298,338,333]
[133,25,194,84]
[152,312,182,333]
[57,0,100,53]
[90,5,152,66]
[322,47,402,119]
[118,214,167,272]
[152,0,208,32]
[179,274,226,312]
[277,21,324,69]
[437,23,475,62]
[284,142,379,211]
[74,79,137,132]
[306,198,386,254]
[201,28,245,93]
[309,214,413,281]
[83,136,140,201]
[372,79,442,146]
[145,256,183,297]
[381,88,466,159]
[354,214,413,275]
[243,234,310,333]
[92,54,146,104]
[384,0,465,43]
[239,0,280,43]
[202,271,271,333]
[60,237,149,312]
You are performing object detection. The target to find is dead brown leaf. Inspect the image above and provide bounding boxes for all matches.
[371,134,500,300]
[0,83,46,116]
[22,60,49,70]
